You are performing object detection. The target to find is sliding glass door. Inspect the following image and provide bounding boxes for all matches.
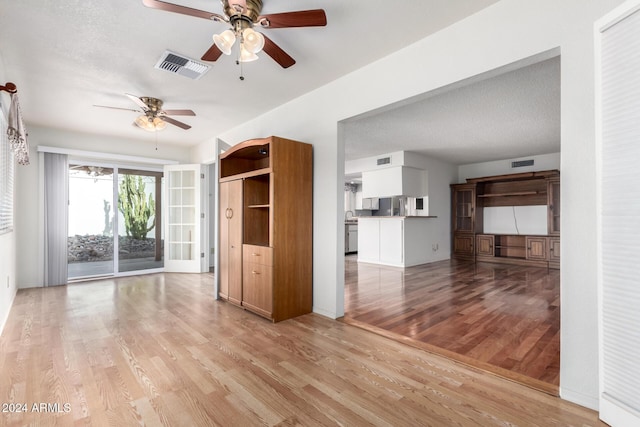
[68,165,115,279]
[68,163,164,280]
[117,169,163,273]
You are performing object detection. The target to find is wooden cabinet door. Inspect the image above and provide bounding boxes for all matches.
[452,186,476,233]
[242,245,273,318]
[220,179,243,305]
[549,238,560,267]
[526,236,548,261]
[453,233,475,258]
[547,178,560,236]
[476,234,494,257]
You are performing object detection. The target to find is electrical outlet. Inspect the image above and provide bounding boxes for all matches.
[432,243,439,252]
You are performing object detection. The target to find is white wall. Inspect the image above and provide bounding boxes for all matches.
[191,0,625,410]
[458,152,560,182]
[14,125,191,288]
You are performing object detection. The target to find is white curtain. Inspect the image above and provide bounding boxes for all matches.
[44,152,68,286]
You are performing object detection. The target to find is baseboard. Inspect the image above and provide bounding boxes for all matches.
[559,387,599,411]
[0,287,17,337]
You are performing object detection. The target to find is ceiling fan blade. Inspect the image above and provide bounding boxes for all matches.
[262,35,295,68]
[141,0,226,22]
[257,9,327,29]
[162,109,196,116]
[125,93,149,110]
[201,44,223,62]
[93,105,140,113]
[161,116,191,130]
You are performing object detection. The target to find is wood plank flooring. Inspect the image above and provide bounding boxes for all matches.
[0,272,600,426]
[344,256,560,394]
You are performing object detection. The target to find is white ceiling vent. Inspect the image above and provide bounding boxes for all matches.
[377,157,391,166]
[154,50,210,80]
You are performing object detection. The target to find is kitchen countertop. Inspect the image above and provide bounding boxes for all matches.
[356,215,437,219]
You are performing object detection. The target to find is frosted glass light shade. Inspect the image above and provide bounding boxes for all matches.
[243,28,264,53]
[239,46,258,62]
[213,29,236,55]
[135,115,166,132]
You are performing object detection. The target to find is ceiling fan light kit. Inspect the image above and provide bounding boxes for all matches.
[135,115,167,132]
[142,0,327,72]
[94,94,195,132]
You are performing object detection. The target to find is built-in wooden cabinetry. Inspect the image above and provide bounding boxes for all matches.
[451,170,560,268]
[451,183,482,260]
[219,136,313,322]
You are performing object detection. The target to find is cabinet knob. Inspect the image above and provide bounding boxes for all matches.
[252,253,260,256]
[252,271,260,275]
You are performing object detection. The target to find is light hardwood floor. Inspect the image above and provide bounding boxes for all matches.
[0,273,602,426]
[344,256,560,395]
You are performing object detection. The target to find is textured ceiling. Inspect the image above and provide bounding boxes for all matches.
[343,56,561,165]
[0,0,500,150]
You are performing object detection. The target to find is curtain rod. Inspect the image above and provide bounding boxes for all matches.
[0,82,17,93]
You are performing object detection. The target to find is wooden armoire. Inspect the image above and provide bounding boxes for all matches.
[218,136,313,322]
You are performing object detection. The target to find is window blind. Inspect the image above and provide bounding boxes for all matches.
[600,5,640,418]
[0,109,14,235]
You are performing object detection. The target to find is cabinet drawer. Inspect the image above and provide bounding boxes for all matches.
[243,244,273,266]
[242,262,273,317]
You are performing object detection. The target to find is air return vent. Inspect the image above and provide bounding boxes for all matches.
[511,159,534,168]
[154,50,210,80]
[377,157,391,166]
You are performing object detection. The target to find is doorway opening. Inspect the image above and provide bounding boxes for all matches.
[340,52,561,394]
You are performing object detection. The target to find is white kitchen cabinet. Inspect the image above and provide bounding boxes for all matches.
[357,219,380,262]
[357,217,403,267]
[355,190,363,209]
[362,166,425,198]
[379,219,403,265]
[361,197,379,210]
[357,217,439,267]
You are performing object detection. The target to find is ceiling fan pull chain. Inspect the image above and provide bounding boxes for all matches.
[236,39,245,81]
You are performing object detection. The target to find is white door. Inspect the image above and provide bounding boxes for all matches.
[596,2,640,425]
[164,164,204,273]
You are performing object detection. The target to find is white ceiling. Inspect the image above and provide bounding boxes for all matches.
[342,55,561,165]
[0,0,501,153]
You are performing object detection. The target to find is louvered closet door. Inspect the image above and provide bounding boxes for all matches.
[597,2,640,425]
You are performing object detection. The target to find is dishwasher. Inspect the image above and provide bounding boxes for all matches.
[345,223,358,254]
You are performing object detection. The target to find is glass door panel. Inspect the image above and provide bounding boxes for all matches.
[117,169,164,273]
[164,164,203,272]
[68,165,114,279]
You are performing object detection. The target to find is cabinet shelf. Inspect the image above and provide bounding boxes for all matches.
[478,191,540,198]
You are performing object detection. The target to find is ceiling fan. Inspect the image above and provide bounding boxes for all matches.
[94,94,195,131]
[141,0,327,69]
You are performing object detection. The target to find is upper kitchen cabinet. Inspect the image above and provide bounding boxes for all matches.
[219,136,313,322]
[362,166,425,198]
